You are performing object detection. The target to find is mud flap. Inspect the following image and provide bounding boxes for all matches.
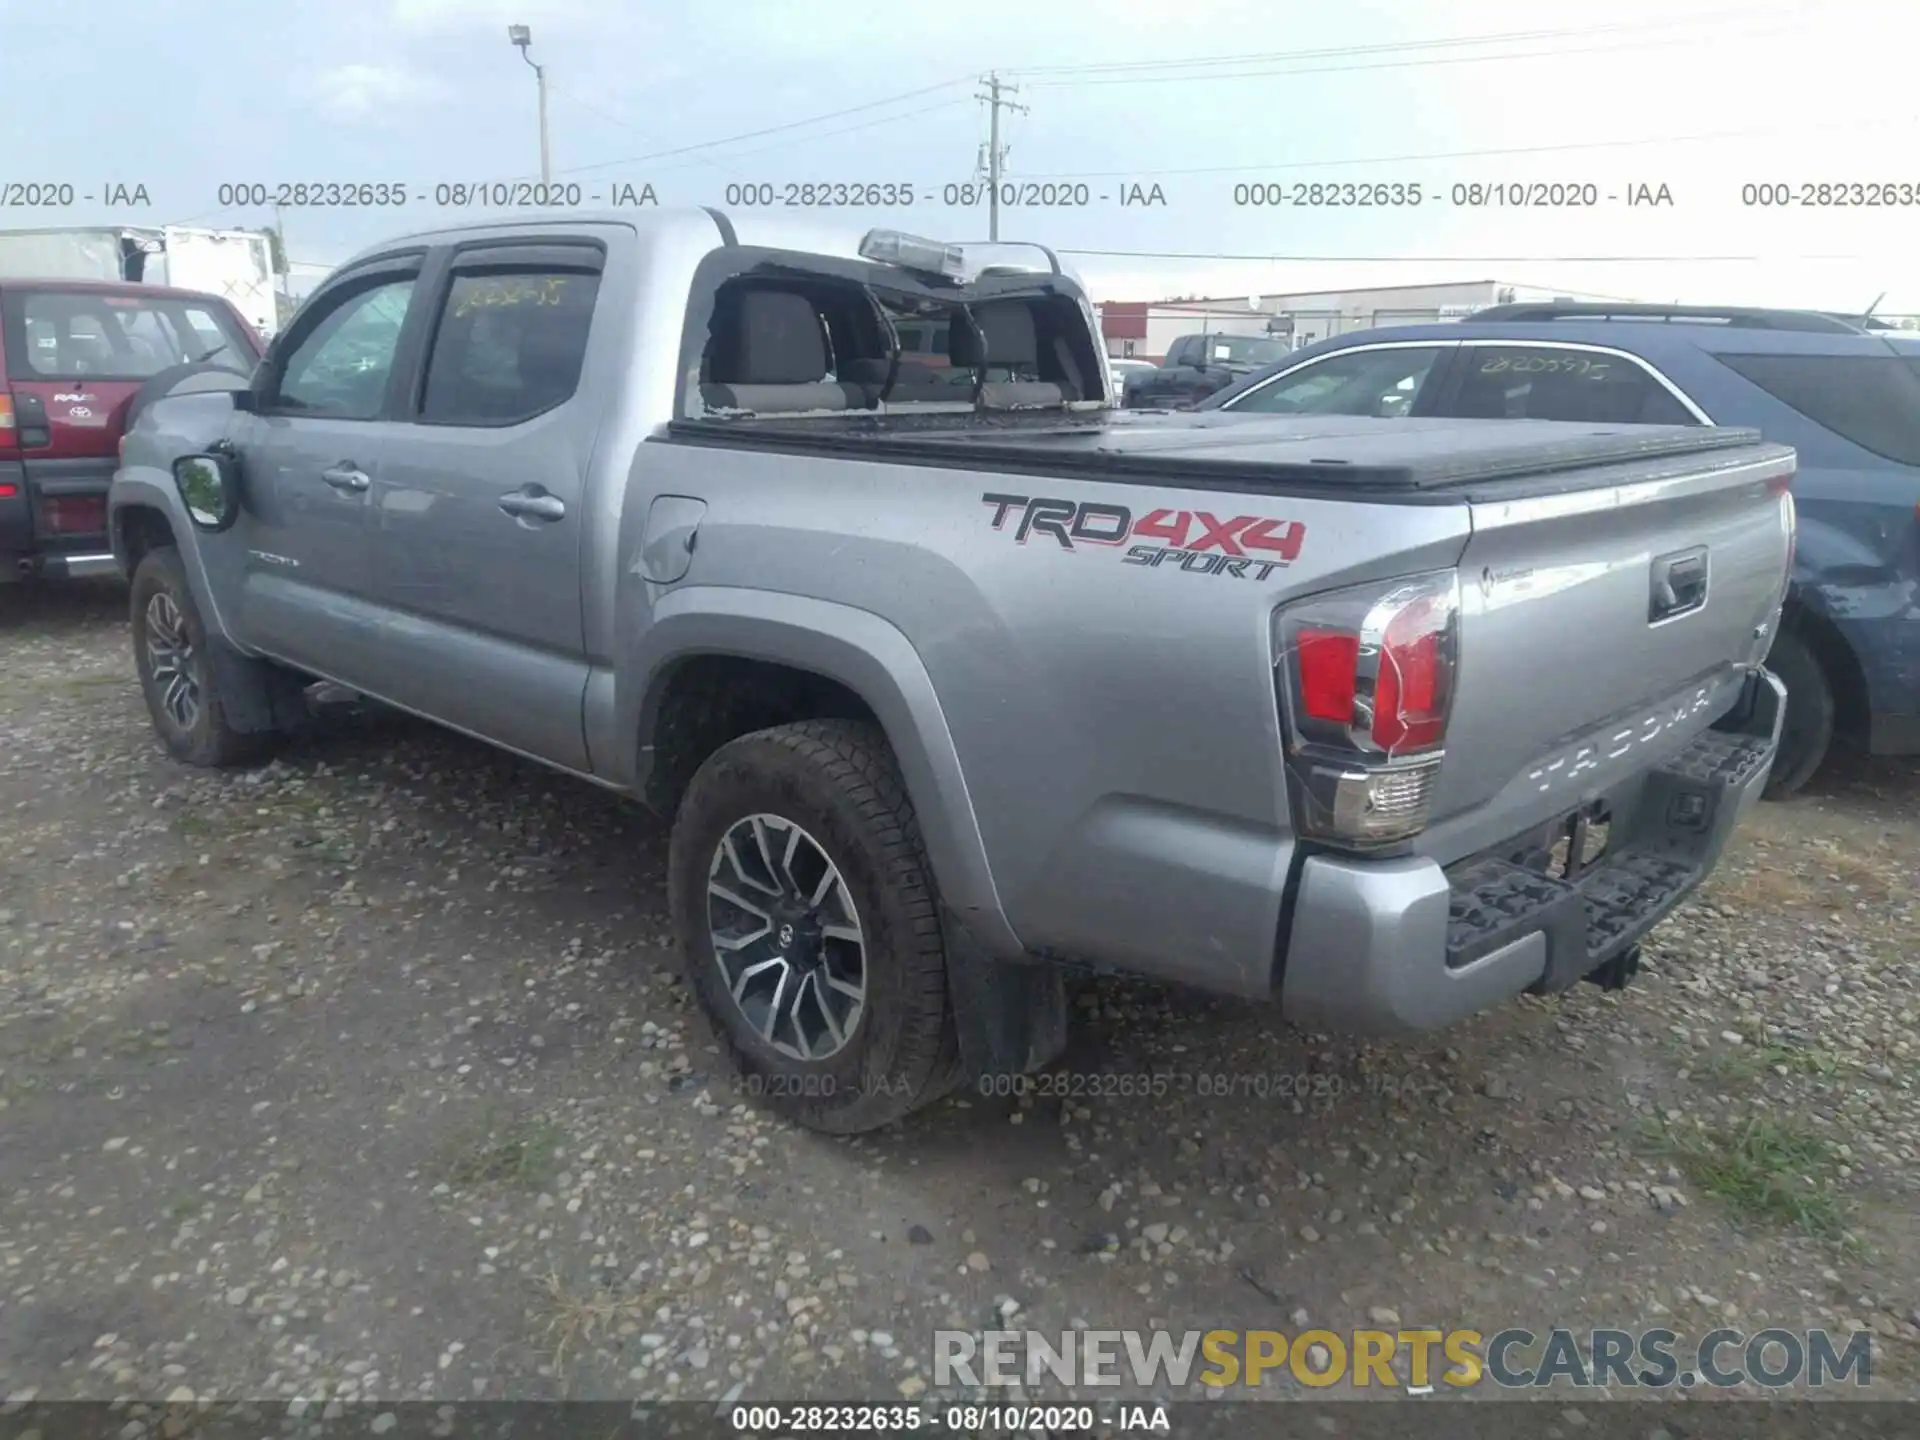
[205,637,310,735]
[940,910,1069,1085]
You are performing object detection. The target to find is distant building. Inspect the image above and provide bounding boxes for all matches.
[1101,279,1627,361]
[1098,299,1271,363]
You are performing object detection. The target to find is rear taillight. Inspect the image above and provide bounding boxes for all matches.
[1275,570,1459,847]
[0,394,16,456]
[39,494,107,536]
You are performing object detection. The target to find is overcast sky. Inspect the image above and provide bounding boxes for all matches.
[3,0,1915,312]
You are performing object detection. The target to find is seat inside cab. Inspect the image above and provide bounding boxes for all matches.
[696,274,1098,417]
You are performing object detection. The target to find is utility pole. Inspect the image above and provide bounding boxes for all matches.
[976,71,1027,242]
[271,201,288,311]
[509,24,551,185]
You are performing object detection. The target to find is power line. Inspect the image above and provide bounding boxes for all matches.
[1005,9,1784,78]
[634,99,974,175]
[1013,113,1920,181]
[549,82,753,178]
[541,75,976,177]
[1062,250,1884,263]
[1017,24,1803,89]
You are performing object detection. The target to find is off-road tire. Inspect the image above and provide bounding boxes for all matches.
[668,719,959,1133]
[1763,628,1834,799]
[130,546,273,768]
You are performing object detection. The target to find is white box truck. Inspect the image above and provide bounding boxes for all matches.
[0,225,280,338]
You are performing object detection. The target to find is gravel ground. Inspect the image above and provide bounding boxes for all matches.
[2,579,1916,1413]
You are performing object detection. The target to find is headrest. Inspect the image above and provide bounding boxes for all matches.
[721,289,828,385]
[948,301,1038,369]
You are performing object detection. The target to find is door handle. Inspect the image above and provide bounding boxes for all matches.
[321,464,370,493]
[498,488,566,523]
[1650,546,1709,622]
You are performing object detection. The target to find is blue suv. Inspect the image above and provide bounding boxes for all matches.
[1201,304,1920,797]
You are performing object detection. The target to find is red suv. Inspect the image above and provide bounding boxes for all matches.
[0,279,263,583]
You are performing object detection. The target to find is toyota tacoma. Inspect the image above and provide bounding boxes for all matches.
[108,210,1796,1133]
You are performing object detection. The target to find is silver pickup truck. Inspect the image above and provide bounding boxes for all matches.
[109,210,1796,1133]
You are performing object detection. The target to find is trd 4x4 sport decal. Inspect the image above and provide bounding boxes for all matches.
[981,492,1305,581]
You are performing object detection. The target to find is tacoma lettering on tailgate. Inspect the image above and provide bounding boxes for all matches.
[1525,683,1719,794]
[981,492,1305,582]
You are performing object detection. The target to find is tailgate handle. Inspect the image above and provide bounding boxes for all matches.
[14,392,50,448]
[1650,546,1709,623]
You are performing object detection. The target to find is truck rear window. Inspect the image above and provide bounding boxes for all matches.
[1716,352,1920,466]
[1,289,254,382]
[694,271,1098,417]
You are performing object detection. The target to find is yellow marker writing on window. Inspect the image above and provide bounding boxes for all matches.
[453,276,569,319]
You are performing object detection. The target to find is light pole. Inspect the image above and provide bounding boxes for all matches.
[507,24,550,186]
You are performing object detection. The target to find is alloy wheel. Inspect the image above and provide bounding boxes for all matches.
[144,591,202,732]
[705,813,867,1062]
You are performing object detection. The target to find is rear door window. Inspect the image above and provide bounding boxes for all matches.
[0,289,253,380]
[419,269,602,426]
[1227,345,1448,417]
[1717,353,1920,465]
[1450,345,1698,425]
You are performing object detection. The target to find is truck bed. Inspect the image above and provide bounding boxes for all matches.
[665,410,1767,501]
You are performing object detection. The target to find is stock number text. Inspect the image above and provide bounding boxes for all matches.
[1742,182,1920,207]
[975,1069,1446,1102]
[217,182,409,208]
[730,1405,924,1431]
[1233,181,1423,207]
[724,182,916,207]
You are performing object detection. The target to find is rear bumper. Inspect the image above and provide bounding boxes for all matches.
[0,459,28,567]
[1278,667,1785,1035]
[22,550,119,580]
[0,457,115,581]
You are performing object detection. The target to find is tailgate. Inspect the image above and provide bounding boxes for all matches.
[6,378,136,552]
[1423,437,1796,857]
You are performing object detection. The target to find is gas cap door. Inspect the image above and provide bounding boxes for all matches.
[636,495,707,584]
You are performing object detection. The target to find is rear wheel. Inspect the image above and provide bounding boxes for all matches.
[130,547,273,768]
[1763,628,1833,799]
[668,719,958,1134]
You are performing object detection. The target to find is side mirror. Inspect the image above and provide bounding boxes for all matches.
[172,451,242,533]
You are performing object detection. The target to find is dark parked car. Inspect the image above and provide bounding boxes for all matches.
[0,278,262,584]
[1202,303,1920,796]
[1121,331,1293,409]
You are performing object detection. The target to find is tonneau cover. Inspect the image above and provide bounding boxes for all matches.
[668,410,1769,497]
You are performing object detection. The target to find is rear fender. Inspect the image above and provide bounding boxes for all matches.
[1792,511,1903,596]
[1788,512,1920,726]
[611,586,1023,959]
